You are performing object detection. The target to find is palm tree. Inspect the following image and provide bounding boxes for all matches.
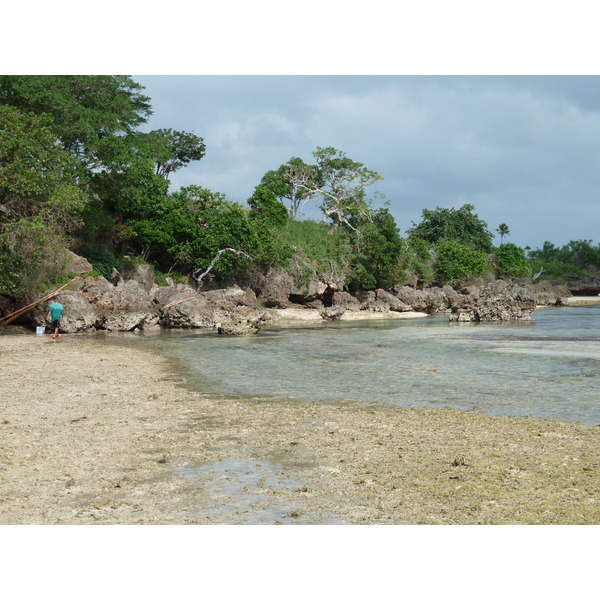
[496,223,510,245]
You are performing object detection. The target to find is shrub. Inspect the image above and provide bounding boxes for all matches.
[435,239,489,283]
[78,244,122,279]
[494,243,531,278]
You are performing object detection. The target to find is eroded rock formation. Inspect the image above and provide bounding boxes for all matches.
[5,259,578,333]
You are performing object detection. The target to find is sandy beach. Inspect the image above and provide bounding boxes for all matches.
[1,329,599,525]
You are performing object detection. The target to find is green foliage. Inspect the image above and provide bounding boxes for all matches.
[398,238,435,286]
[0,105,89,291]
[78,244,122,279]
[260,157,322,219]
[494,243,531,278]
[527,239,600,280]
[281,220,353,270]
[436,239,490,283]
[78,198,116,246]
[280,219,353,279]
[346,209,404,290]
[408,204,494,252]
[565,239,600,270]
[165,186,257,278]
[133,128,206,179]
[248,185,289,228]
[0,251,23,294]
[0,75,151,172]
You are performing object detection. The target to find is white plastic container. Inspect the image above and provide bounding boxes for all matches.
[36,326,45,336]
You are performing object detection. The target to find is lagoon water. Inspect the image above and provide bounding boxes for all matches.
[158,305,600,426]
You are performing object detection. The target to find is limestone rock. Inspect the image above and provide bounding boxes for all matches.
[161,297,216,329]
[332,291,361,310]
[566,275,600,296]
[63,250,94,275]
[257,270,293,308]
[320,307,346,320]
[532,280,572,306]
[449,281,536,322]
[217,314,267,335]
[391,285,429,312]
[375,290,412,313]
[33,292,96,332]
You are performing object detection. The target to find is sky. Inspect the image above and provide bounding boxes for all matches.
[134,75,600,250]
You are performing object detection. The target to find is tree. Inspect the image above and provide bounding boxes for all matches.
[496,223,510,245]
[260,157,322,219]
[0,105,88,292]
[248,185,289,228]
[0,75,151,172]
[247,186,293,267]
[435,239,489,283]
[347,208,404,290]
[117,159,172,259]
[407,204,494,252]
[493,243,530,278]
[167,186,257,279]
[137,128,206,179]
[287,147,383,235]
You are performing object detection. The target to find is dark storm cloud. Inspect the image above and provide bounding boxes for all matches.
[135,75,600,249]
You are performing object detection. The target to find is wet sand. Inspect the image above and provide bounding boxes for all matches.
[1,330,599,524]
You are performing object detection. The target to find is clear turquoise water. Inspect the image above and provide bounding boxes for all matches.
[158,305,600,426]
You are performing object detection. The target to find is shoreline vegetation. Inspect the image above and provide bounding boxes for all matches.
[1,317,599,525]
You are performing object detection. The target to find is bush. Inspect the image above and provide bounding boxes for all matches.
[347,208,404,290]
[407,204,494,252]
[494,243,531,278]
[435,239,490,283]
[0,251,23,295]
[397,238,435,286]
[78,244,122,279]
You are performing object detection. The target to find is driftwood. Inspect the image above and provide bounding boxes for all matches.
[0,278,77,327]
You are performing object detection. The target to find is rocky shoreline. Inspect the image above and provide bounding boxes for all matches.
[1,260,581,335]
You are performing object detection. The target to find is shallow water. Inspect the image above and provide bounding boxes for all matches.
[173,457,340,524]
[157,305,600,426]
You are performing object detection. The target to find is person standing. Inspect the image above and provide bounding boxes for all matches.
[47,299,64,339]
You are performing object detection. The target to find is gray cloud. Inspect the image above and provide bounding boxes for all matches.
[135,75,600,249]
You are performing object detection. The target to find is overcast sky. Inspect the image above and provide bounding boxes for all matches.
[133,75,600,250]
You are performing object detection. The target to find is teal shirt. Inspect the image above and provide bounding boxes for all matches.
[48,301,64,321]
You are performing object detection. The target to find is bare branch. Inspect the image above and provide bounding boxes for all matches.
[192,248,252,288]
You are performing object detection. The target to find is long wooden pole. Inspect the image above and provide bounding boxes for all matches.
[0,278,77,327]
[162,296,196,310]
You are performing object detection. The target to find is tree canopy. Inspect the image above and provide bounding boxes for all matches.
[285,147,383,235]
[0,75,151,173]
[260,157,321,220]
[2,75,597,298]
[407,204,494,252]
[0,105,89,292]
